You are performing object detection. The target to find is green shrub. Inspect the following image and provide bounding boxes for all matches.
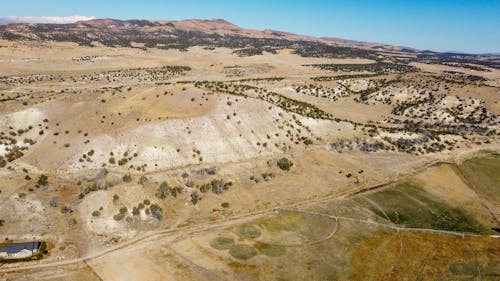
[156,182,182,198]
[122,174,132,183]
[277,157,293,171]
[150,204,162,220]
[191,192,200,205]
[113,213,125,221]
[37,174,48,186]
[60,205,72,214]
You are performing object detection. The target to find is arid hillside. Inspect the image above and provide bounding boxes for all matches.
[0,19,499,281]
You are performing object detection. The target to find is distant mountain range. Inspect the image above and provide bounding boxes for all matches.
[0,18,416,53]
[480,53,500,56]
[0,18,498,69]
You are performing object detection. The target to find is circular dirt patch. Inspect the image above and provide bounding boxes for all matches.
[229,244,257,260]
[210,236,235,250]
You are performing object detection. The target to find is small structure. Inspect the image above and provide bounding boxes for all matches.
[0,242,41,259]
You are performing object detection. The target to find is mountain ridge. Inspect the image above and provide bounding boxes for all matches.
[1,17,499,67]
[0,17,412,53]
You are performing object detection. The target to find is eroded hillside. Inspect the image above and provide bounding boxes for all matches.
[0,25,499,280]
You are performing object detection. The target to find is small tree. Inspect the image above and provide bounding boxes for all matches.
[0,156,6,168]
[277,158,293,171]
[156,182,172,199]
[138,175,148,185]
[191,192,200,205]
[122,174,132,183]
[49,196,58,207]
[37,174,49,186]
[113,213,125,221]
[150,204,162,220]
[60,205,73,214]
[211,180,225,194]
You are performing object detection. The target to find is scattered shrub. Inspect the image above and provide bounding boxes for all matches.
[49,196,58,207]
[149,204,162,220]
[60,205,73,214]
[277,157,293,171]
[113,213,125,221]
[122,174,132,183]
[37,174,49,186]
[191,192,200,205]
[138,175,148,185]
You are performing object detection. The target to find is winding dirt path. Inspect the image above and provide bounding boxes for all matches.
[3,158,496,274]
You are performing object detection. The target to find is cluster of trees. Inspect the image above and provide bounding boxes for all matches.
[78,182,112,199]
[305,62,418,73]
[156,182,183,199]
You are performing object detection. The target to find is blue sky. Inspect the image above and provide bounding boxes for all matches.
[1,0,499,54]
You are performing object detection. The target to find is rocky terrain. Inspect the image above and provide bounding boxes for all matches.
[0,18,499,281]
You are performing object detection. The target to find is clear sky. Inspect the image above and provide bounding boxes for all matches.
[1,0,499,54]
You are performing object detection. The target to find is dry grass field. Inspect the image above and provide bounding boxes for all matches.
[0,19,499,280]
